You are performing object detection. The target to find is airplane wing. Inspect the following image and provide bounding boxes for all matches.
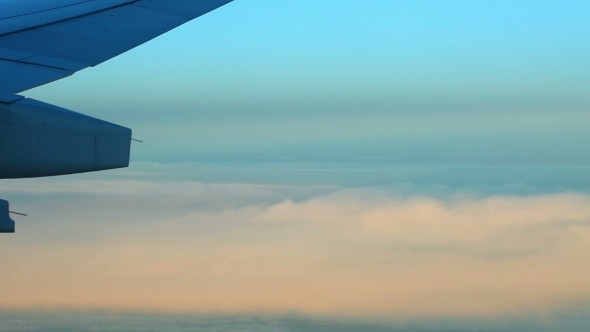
[0,0,234,95]
[0,0,235,233]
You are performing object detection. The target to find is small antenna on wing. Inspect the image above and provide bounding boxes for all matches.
[9,211,27,217]
[131,138,143,143]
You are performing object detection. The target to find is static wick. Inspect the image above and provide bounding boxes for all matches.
[9,211,27,217]
[131,138,143,143]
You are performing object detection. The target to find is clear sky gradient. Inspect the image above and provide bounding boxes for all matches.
[2,0,590,328]
[25,0,590,164]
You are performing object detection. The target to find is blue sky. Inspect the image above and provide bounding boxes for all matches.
[25,0,590,164]
[3,0,590,326]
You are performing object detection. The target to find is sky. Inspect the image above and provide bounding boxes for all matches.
[2,0,590,330]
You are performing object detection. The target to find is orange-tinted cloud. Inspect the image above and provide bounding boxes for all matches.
[1,184,590,319]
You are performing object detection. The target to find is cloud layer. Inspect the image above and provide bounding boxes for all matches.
[2,177,590,319]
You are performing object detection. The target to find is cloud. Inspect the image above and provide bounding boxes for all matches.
[1,179,590,319]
